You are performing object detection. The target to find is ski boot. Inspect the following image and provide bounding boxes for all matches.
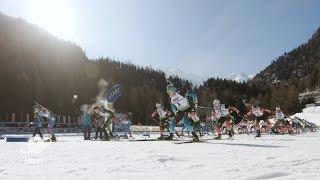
[51,136,57,142]
[105,134,111,141]
[164,133,174,140]
[231,129,235,134]
[255,129,261,137]
[101,137,110,141]
[270,128,278,134]
[214,134,222,140]
[191,132,200,142]
[228,130,234,139]
[157,135,164,140]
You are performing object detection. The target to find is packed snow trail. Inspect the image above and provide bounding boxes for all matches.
[0,133,319,180]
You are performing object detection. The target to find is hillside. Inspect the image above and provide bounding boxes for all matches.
[0,12,88,113]
[253,27,320,86]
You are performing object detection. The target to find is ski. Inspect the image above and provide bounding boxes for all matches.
[128,139,160,142]
[211,137,235,141]
[174,140,207,144]
[129,138,180,142]
[90,138,122,142]
[174,136,234,144]
[44,139,58,142]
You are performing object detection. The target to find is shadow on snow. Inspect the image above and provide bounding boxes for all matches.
[206,142,286,148]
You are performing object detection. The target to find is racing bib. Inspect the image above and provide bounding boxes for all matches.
[171,93,190,111]
[275,112,284,119]
[190,114,200,122]
[218,108,229,117]
[252,108,263,117]
[156,107,167,119]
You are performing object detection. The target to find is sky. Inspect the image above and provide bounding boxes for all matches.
[1,0,320,79]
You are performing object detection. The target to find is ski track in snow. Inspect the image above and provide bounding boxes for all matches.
[0,133,320,180]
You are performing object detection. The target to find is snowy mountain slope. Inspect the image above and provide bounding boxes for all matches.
[227,73,251,83]
[298,88,320,102]
[144,65,206,85]
[1,133,320,179]
[144,65,254,85]
[165,67,206,85]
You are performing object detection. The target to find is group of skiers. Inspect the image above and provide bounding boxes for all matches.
[150,84,315,141]
[31,101,133,141]
[30,83,317,142]
[151,83,201,141]
[80,103,133,141]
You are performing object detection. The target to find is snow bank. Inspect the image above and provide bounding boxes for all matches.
[293,106,320,126]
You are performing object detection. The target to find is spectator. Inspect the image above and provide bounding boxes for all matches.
[81,111,92,140]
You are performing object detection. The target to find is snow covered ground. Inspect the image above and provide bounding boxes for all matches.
[294,106,320,126]
[1,132,320,180]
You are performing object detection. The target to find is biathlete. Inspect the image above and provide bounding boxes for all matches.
[211,99,239,140]
[246,105,272,137]
[166,84,200,141]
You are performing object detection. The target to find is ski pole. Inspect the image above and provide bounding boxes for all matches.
[149,116,160,124]
[197,106,213,110]
[150,116,171,134]
[150,116,171,127]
